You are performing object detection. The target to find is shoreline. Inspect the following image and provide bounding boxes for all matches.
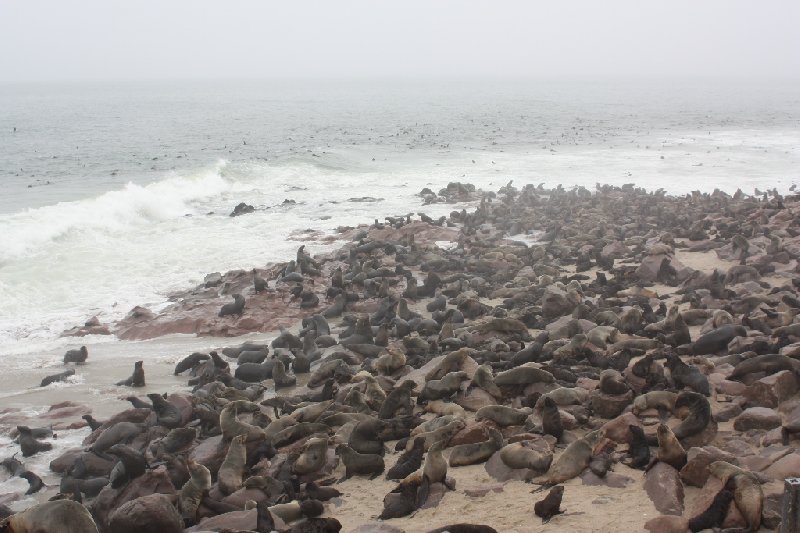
[1,181,799,532]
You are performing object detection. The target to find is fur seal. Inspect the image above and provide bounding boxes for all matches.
[90,421,143,454]
[729,353,800,380]
[253,269,269,293]
[40,368,75,387]
[540,396,564,441]
[174,352,209,375]
[147,393,182,428]
[378,380,416,419]
[63,346,88,364]
[472,364,502,397]
[650,423,686,470]
[632,391,677,416]
[448,428,504,466]
[426,526,498,533]
[336,444,385,479]
[475,405,529,427]
[499,442,553,471]
[219,293,245,317]
[599,369,630,395]
[272,359,297,389]
[107,443,147,488]
[220,401,267,442]
[386,436,425,480]
[81,415,102,431]
[304,480,342,501]
[539,429,602,486]
[494,365,554,387]
[708,461,763,533]
[672,391,711,440]
[180,460,211,525]
[218,434,247,495]
[419,371,468,401]
[115,360,145,387]
[418,440,448,507]
[293,437,329,475]
[17,426,53,457]
[0,499,99,532]
[692,325,747,355]
[534,485,564,523]
[664,354,709,396]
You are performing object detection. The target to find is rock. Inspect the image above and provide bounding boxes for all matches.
[713,403,743,423]
[687,476,747,529]
[188,434,227,473]
[230,202,255,217]
[40,401,91,420]
[744,370,798,408]
[589,389,634,419]
[108,493,182,533]
[763,452,800,480]
[644,515,690,533]
[712,377,747,396]
[635,254,675,283]
[679,446,736,487]
[188,510,259,532]
[600,412,641,444]
[680,418,718,448]
[644,462,684,515]
[579,471,633,488]
[733,407,782,431]
[89,467,176,532]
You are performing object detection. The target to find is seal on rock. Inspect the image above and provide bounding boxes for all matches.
[219,293,245,317]
[448,428,504,467]
[218,434,247,495]
[499,442,553,472]
[180,460,211,526]
[538,429,602,487]
[708,461,763,533]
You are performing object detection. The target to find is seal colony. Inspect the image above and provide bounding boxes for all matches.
[3,181,800,532]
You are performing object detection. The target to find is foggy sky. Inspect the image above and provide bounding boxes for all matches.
[1,0,798,82]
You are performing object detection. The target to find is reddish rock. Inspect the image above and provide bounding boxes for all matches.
[166,393,194,425]
[644,462,684,516]
[108,493,182,533]
[600,412,641,444]
[763,452,800,480]
[454,387,497,412]
[589,389,634,419]
[189,434,227,473]
[686,476,747,529]
[89,467,176,532]
[733,407,782,431]
[680,418,718,448]
[679,446,736,487]
[40,401,91,420]
[712,377,747,396]
[744,370,798,408]
[713,403,743,423]
[644,515,689,533]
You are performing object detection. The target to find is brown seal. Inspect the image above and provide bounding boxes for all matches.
[650,423,686,470]
[0,499,99,532]
[378,380,416,419]
[63,346,88,364]
[292,436,329,475]
[534,485,564,523]
[499,442,553,472]
[708,461,763,533]
[217,434,247,495]
[448,428,504,467]
[336,444,385,479]
[115,360,145,387]
[541,397,564,441]
[179,460,211,525]
[539,429,602,486]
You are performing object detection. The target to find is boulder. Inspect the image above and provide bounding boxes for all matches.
[644,515,690,533]
[108,493,182,533]
[733,407,782,431]
[679,446,736,487]
[589,389,634,419]
[88,467,176,532]
[763,452,800,480]
[644,462,684,515]
[448,419,498,446]
[600,412,641,444]
[744,370,798,408]
[455,388,497,412]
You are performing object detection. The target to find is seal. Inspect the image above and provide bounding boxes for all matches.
[672,391,711,440]
[708,461,763,533]
[386,436,425,480]
[220,401,267,442]
[253,269,269,293]
[632,391,677,416]
[534,485,564,524]
[116,360,145,387]
[219,293,245,317]
[378,380,416,419]
[179,460,211,526]
[664,354,709,396]
[729,353,800,380]
[380,471,423,519]
[218,434,247,495]
[174,352,209,375]
[538,429,603,487]
[472,364,502,398]
[419,371,468,402]
[90,421,143,454]
[417,440,448,507]
[336,444,385,480]
[107,443,147,488]
[494,365,554,387]
[475,405,529,427]
[499,442,553,472]
[304,480,342,501]
[692,325,747,355]
[0,499,99,533]
[649,423,686,470]
[63,346,88,364]
[410,418,466,452]
[293,436,328,476]
[81,415,103,431]
[17,426,53,457]
[425,348,471,381]
[688,482,734,532]
[448,428,504,467]
[599,369,630,395]
[427,525,499,533]
[272,359,297,389]
[40,368,75,387]
[147,393,183,428]
[541,396,564,441]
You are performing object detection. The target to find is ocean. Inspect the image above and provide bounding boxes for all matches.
[0,78,798,506]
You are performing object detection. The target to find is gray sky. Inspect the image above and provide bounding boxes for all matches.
[1,0,798,82]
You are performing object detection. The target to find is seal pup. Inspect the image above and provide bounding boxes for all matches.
[541,396,564,441]
[180,460,211,526]
[218,434,247,495]
[81,415,103,431]
[19,470,45,495]
[17,426,53,457]
[386,436,424,480]
[107,443,147,488]
[63,346,88,364]
[174,352,209,375]
[0,499,100,533]
[40,368,75,387]
[272,359,297,389]
[147,393,182,428]
[336,444,385,480]
[534,485,564,523]
[219,293,245,317]
[624,425,651,469]
[664,354,709,396]
[417,440,449,507]
[378,380,416,419]
[648,423,686,470]
[116,360,145,387]
[253,269,269,293]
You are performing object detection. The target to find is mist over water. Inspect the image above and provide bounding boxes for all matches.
[0,79,798,355]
